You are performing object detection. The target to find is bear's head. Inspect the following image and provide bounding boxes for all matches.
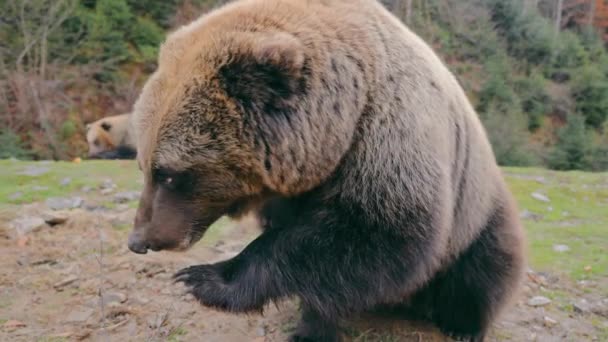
[129,17,352,253]
[86,120,116,158]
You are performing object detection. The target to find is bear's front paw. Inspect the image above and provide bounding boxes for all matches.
[174,261,264,313]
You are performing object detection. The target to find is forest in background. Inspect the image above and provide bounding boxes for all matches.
[1,0,607,171]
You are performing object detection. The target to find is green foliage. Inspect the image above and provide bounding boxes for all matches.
[130,17,165,63]
[0,130,32,160]
[488,0,554,65]
[481,106,537,166]
[477,54,520,114]
[60,120,78,140]
[548,115,592,171]
[553,30,589,69]
[514,73,549,131]
[571,66,608,128]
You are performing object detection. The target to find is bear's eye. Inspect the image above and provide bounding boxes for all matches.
[153,168,192,192]
[94,139,100,147]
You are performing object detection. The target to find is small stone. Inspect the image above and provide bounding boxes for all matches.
[113,191,141,203]
[256,326,266,337]
[100,188,114,195]
[19,166,50,176]
[535,177,547,184]
[54,275,79,290]
[100,179,116,190]
[8,192,23,201]
[147,313,169,329]
[573,300,591,314]
[133,295,150,305]
[10,217,46,235]
[81,186,93,192]
[527,296,551,307]
[553,244,570,253]
[3,320,26,329]
[584,265,592,272]
[520,210,543,221]
[46,197,83,210]
[64,307,94,323]
[101,292,128,306]
[531,192,550,203]
[60,177,72,186]
[42,211,69,226]
[543,316,557,327]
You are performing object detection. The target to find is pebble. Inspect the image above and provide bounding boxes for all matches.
[256,326,266,337]
[573,299,591,314]
[520,209,543,221]
[552,244,570,253]
[60,177,72,186]
[100,179,116,190]
[8,192,23,200]
[100,188,114,195]
[101,292,128,306]
[531,192,550,203]
[527,296,551,307]
[543,316,557,327]
[53,275,79,290]
[113,191,141,203]
[64,307,94,323]
[18,166,50,176]
[42,211,69,226]
[9,217,46,235]
[46,197,83,210]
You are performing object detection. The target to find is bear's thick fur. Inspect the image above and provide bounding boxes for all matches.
[85,113,136,159]
[128,1,526,341]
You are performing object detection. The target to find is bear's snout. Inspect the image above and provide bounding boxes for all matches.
[128,230,150,254]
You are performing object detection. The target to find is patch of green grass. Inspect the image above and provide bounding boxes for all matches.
[0,159,140,208]
[167,326,187,342]
[504,167,608,281]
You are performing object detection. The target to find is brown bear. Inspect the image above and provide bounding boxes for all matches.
[127,0,526,341]
[85,113,136,159]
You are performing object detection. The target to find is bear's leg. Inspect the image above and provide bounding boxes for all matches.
[408,205,524,342]
[290,305,341,342]
[174,207,442,338]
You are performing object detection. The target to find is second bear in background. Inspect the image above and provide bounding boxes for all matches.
[85,113,136,160]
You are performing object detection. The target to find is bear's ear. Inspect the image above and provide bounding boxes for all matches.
[101,122,112,132]
[219,33,306,113]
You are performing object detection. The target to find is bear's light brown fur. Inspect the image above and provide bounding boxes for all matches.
[129,1,526,341]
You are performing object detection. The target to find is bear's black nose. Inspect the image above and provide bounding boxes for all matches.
[128,232,149,254]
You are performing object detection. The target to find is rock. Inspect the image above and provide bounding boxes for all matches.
[54,275,79,290]
[113,191,140,203]
[573,300,591,314]
[18,165,50,176]
[100,188,114,195]
[60,177,72,187]
[64,307,94,323]
[535,177,548,184]
[543,316,557,327]
[10,217,46,235]
[81,186,93,193]
[42,211,69,226]
[133,295,150,305]
[527,296,551,307]
[101,292,128,306]
[531,192,550,203]
[100,179,116,190]
[8,192,23,201]
[520,210,543,221]
[3,320,26,329]
[584,265,592,272]
[160,288,172,295]
[46,197,83,210]
[147,313,169,329]
[256,326,266,337]
[552,244,570,253]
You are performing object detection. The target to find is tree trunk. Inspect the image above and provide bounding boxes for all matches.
[555,0,564,34]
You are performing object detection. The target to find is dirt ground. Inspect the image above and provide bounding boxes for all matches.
[0,166,607,341]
